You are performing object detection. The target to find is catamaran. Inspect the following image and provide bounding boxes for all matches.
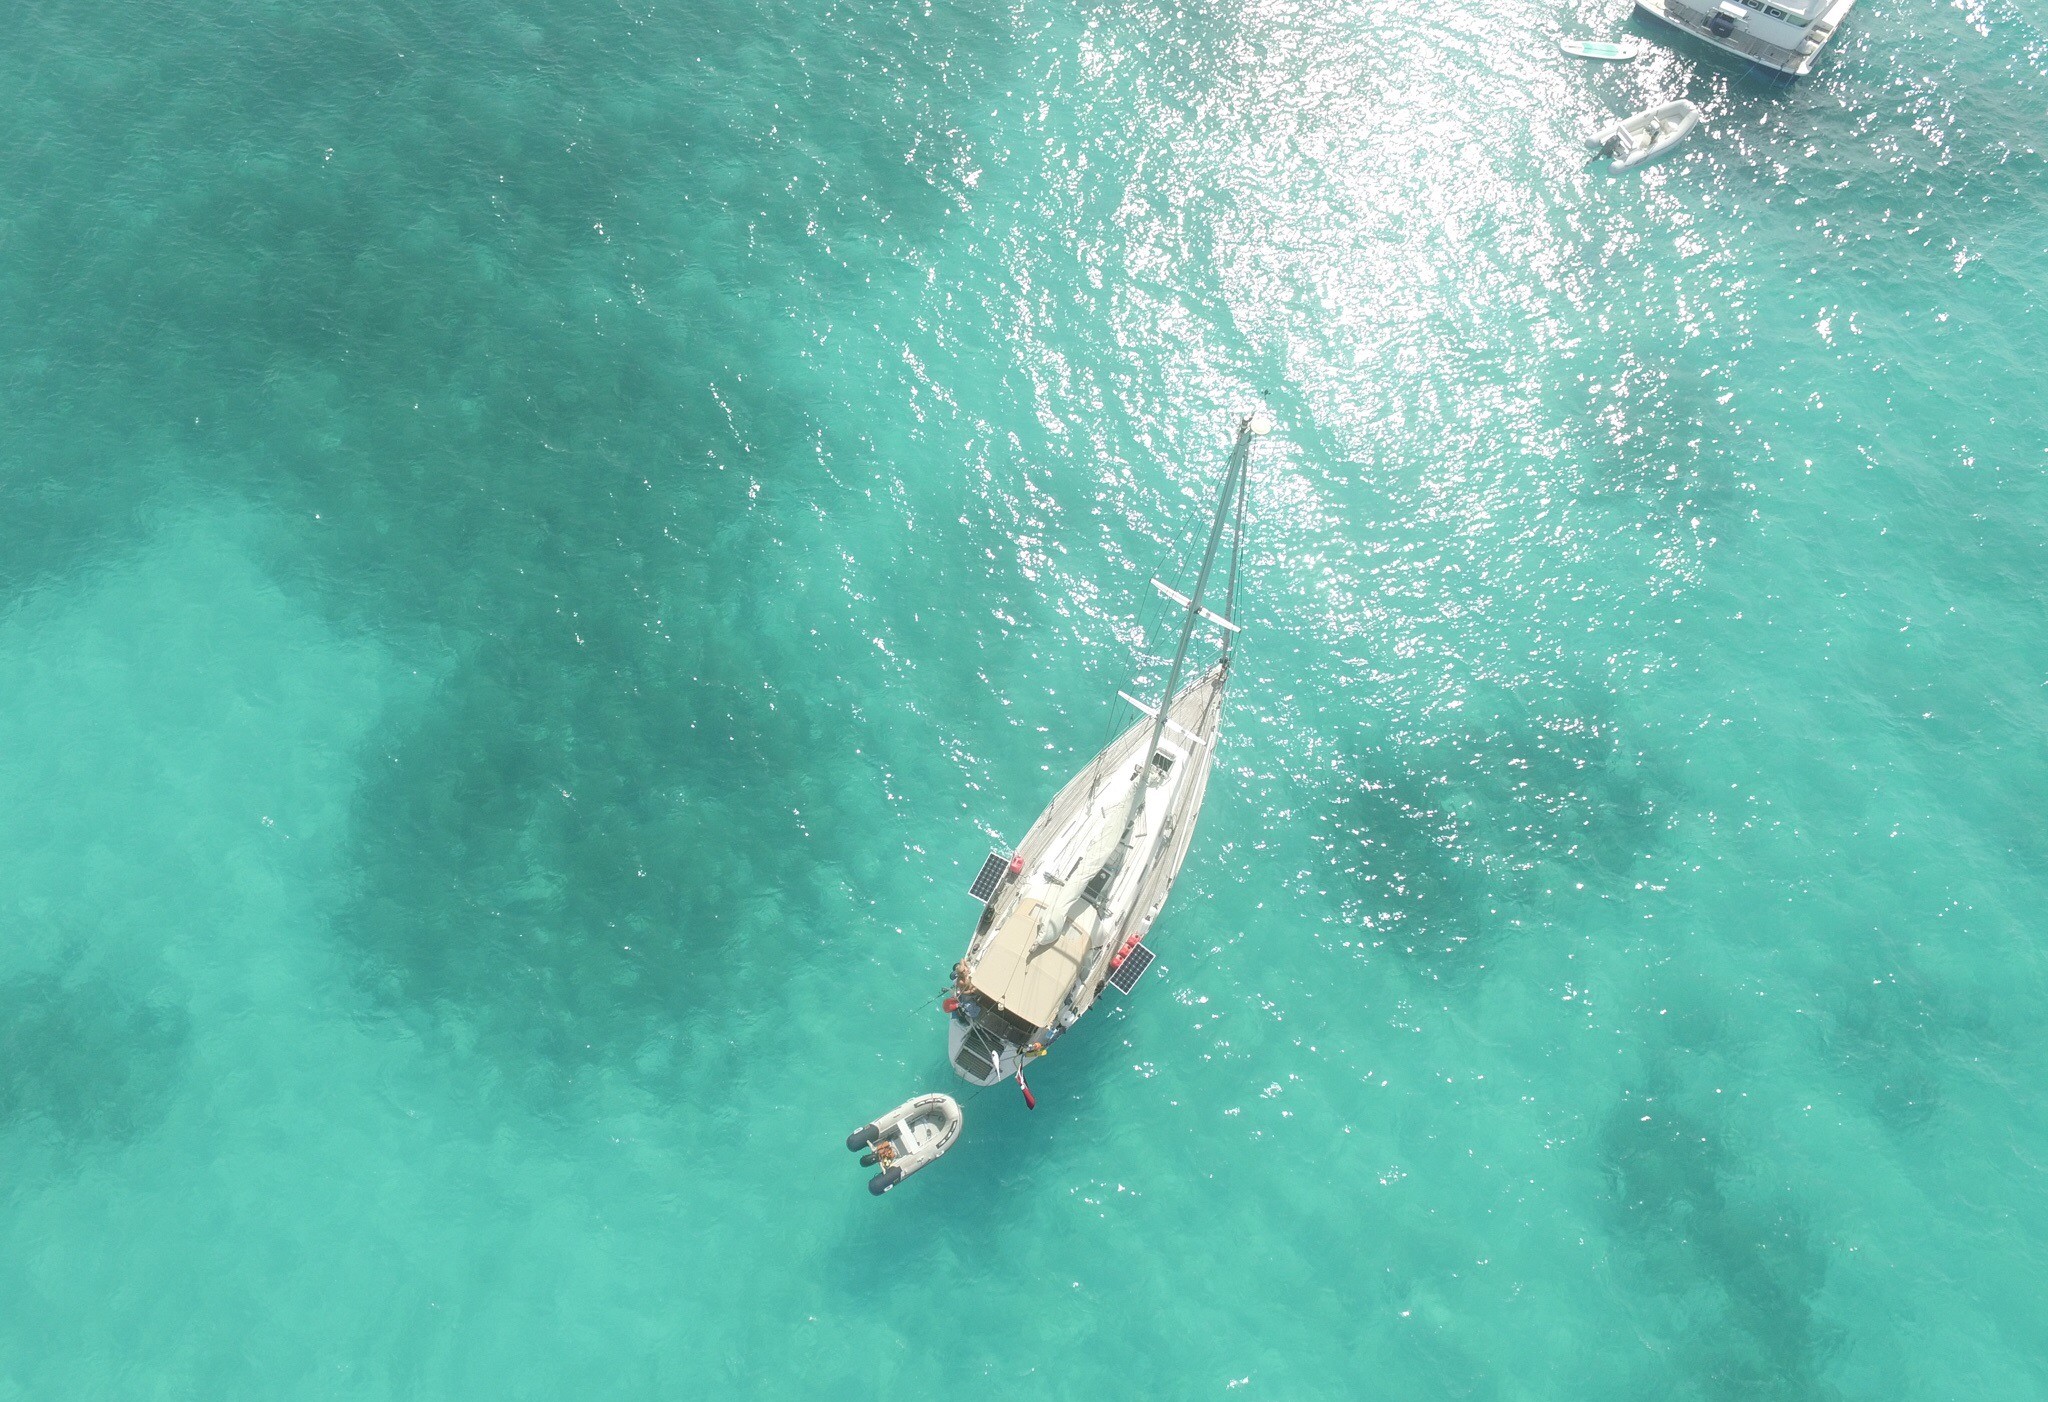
[944,411,1271,1092]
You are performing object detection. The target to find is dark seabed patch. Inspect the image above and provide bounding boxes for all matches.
[1599,1073,1838,1400]
[0,957,189,1146]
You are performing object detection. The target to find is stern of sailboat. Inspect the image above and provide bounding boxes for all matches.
[946,999,1036,1085]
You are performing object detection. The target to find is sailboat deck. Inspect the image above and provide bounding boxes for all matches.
[965,662,1229,1030]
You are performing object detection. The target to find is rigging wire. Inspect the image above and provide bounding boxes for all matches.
[1082,439,1211,790]
[1088,415,1258,895]
[1094,418,1251,750]
[1221,419,1253,649]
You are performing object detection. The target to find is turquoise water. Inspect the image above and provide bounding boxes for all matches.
[3,0,2046,1393]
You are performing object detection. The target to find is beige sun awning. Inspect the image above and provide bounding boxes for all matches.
[972,897,1096,1030]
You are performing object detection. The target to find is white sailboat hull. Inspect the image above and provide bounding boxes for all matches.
[946,662,1230,1084]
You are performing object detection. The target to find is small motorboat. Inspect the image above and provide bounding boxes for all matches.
[1560,37,1642,59]
[845,1093,963,1195]
[1588,100,1701,172]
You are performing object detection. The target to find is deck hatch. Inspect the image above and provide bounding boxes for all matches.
[968,851,1009,903]
[1107,942,1156,994]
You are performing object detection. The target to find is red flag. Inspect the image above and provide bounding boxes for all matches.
[1015,1068,1036,1110]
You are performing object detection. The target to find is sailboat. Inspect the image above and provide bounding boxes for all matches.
[945,411,1271,1090]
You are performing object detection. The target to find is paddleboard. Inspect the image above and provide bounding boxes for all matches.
[1561,37,1642,59]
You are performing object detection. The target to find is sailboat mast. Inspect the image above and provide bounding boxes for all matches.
[1100,414,1260,876]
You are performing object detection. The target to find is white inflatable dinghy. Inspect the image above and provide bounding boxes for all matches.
[845,1093,963,1195]
[1588,100,1700,172]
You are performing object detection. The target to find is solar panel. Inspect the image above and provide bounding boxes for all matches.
[1107,941,1155,994]
[968,851,1009,903]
